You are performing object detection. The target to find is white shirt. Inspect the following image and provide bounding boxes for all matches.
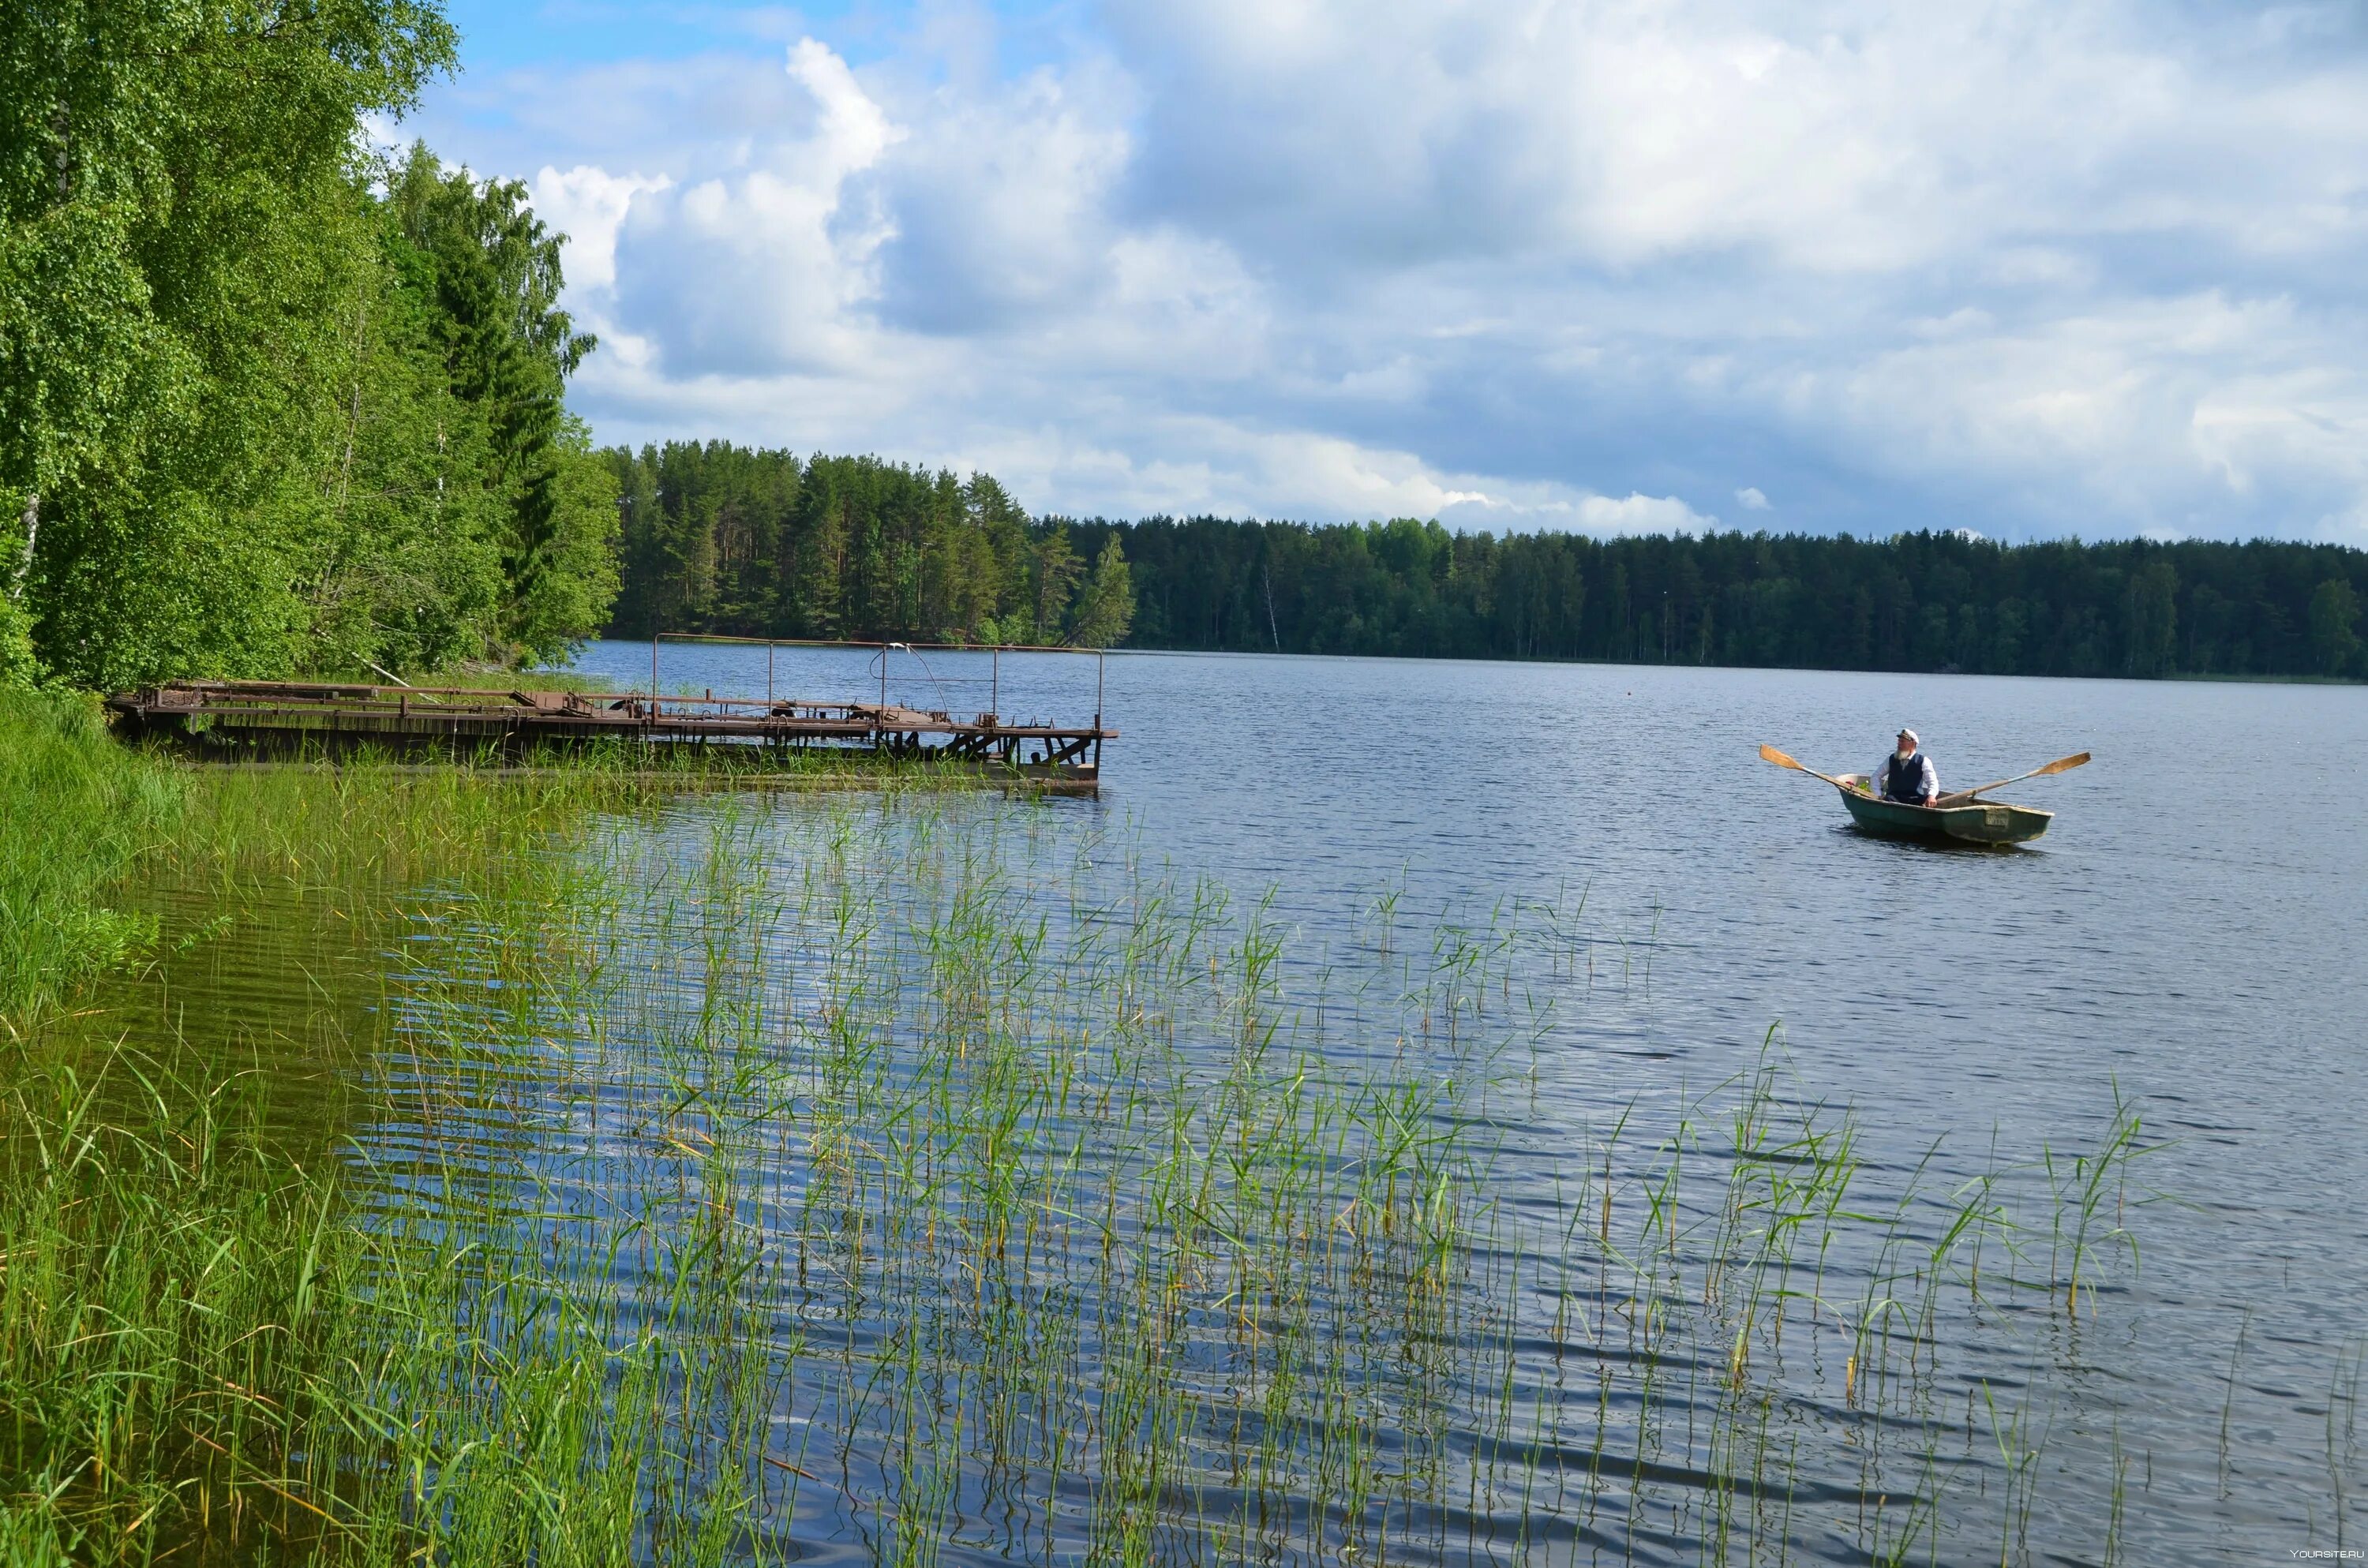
[1874,750,1939,802]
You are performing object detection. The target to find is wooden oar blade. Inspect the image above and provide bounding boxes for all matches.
[1761,743,1853,790]
[1957,750,2093,800]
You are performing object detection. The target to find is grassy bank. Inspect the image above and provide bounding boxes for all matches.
[0,696,628,1560]
[0,692,181,1023]
[0,705,2193,1562]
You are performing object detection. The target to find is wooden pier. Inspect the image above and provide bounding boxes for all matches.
[107,675,1115,793]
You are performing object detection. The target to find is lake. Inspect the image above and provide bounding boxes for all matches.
[94,642,2368,1562]
[584,640,2366,1559]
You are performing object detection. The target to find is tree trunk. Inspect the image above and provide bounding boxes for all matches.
[12,492,36,602]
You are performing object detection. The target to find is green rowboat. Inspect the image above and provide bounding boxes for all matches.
[1833,777,2053,846]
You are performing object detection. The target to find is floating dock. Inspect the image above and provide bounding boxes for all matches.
[107,677,1115,793]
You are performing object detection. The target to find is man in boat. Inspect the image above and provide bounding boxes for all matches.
[1877,728,1939,807]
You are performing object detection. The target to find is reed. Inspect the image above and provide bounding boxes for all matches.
[0,691,179,1020]
[0,739,2220,1563]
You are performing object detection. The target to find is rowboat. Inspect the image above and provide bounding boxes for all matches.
[1832,777,2052,846]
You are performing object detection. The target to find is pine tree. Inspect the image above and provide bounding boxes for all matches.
[1070,536,1134,648]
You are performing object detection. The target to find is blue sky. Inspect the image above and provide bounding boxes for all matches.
[403,0,2368,541]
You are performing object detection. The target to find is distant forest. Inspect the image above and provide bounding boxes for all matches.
[607,444,1136,649]
[611,442,2367,681]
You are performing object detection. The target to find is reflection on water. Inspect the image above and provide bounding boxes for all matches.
[581,643,2368,1561]
[68,646,2368,1562]
[348,798,2169,1563]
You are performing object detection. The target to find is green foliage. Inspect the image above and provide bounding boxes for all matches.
[614,451,2368,678]
[2309,577,2361,677]
[384,144,605,662]
[0,758,639,1559]
[0,8,617,688]
[1069,531,1135,648]
[607,445,1128,645]
[0,591,35,687]
[0,690,179,1019]
[510,419,624,662]
[1107,518,2368,679]
[0,1046,346,1560]
[2124,559,2179,678]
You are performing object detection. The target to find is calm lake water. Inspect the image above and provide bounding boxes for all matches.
[101,642,2368,1562]
[575,640,2368,1558]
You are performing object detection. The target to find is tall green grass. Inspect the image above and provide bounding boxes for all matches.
[0,734,2276,1564]
[0,715,639,1558]
[0,692,181,1021]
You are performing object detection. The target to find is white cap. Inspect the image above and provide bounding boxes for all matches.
[1898,728,1918,743]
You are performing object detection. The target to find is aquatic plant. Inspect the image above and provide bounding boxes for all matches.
[0,691,180,1020]
[0,767,2296,1563]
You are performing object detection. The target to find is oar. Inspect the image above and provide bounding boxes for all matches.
[1940,751,2091,806]
[1758,743,1857,791]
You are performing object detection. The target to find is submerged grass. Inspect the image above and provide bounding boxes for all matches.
[0,692,181,1020]
[0,702,2319,1562]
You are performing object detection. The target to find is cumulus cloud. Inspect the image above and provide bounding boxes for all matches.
[869,62,1134,332]
[402,0,2368,541]
[530,165,673,290]
[1103,0,2368,278]
[1572,493,1721,535]
[589,40,905,377]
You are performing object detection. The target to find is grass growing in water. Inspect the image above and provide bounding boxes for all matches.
[0,744,2250,1563]
[0,692,180,1018]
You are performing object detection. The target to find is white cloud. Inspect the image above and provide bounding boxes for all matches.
[870,62,1135,331]
[530,166,673,290]
[1572,493,1721,536]
[1103,0,2368,276]
[788,38,902,174]
[591,39,905,376]
[995,422,1514,522]
[403,1,2368,541]
[1800,291,2368,530]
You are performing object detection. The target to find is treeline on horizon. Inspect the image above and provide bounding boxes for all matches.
[607,443,1136,649]
[611,442,2368,681]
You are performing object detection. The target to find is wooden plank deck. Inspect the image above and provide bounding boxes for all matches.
[105,679,1115,791]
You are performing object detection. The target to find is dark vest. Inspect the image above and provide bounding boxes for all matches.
[1883,752,1928,802]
